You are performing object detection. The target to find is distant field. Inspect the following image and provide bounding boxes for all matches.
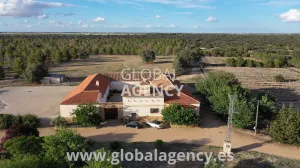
[49,55,174,78]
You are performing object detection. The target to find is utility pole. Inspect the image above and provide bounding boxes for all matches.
[223,94,235,155]
[254,100,260,135]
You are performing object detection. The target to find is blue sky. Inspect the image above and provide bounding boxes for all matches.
[0,0,300,33]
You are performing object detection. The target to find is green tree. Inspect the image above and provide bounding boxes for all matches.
[269,105,300,145]
[172,57,184,75]
[85,148,122,168]
[12,57,25,76]
[43,129,88,167]
[236,57,245,67]
[140,50,156,63]
[71,104,102,127]
[22,63,48,83]
[0,65,5,79]
[161,104,199,126]
[4,136,43,158]
[225,58,237,67]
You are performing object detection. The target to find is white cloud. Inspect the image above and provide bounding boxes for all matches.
[144,24,153,28]
[78,20,82,25]
[0,0,74,17]
[24,20,29,23]
[93,17,105,22]
[90,0,213,9]
[37,14,48,19]
[64,13,75,16]
[82,24,88,28]
[167,24,176,28]
[206,16,218,22]
[155,15,164,19]
[278,9,300,23]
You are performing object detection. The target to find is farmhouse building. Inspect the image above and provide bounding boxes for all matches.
[60,73,200,120]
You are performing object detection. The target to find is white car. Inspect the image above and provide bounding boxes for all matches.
[146,120,165,129]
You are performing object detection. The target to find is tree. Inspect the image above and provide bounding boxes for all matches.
[0,65,4,79]
[12,57,25,76]
[85,148,122,168]
[4,136,43,158]
[161,104,199,126]
[172,57,184,75]
[43,129,88,167]
[225,58,237,67]
[71,104,102,127]
[236,57,245,67]
[22,63,48,83]
[269,105,300,145]
[140,50,156,63]
[0,124,39,150]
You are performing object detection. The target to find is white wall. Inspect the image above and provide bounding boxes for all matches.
[123,96,165,117]
[60,105,78,118]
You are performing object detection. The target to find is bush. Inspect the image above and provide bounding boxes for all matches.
[236,57,245,67]
[0,66,4,79]
[71,104,102,127]
[269,105,300,146]
[4,136,43,158]
[274,75,285,82]
[43,129,88,167]
[161,104,199,126]
[22,63,48,83]
[110,141,122,151]
[22,114,40,128]
[0,124,39,149]
[50,116,67,127]
[154,139,164,150]
[0,114,14,129]
[225,58,236,67]
[85,148,122,168]
[140,50,156,63]
[173,57,184,75]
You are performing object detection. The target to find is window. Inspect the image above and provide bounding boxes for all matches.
[150,108,159,113]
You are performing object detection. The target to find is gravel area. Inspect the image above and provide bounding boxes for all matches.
[0,86,74,118]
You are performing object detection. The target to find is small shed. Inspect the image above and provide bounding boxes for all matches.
[41,74,65,84]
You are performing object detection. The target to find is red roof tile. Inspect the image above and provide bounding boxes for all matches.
[61,74,110,105]
[164,90,200,105]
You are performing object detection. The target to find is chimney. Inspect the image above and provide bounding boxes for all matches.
[96,80,100,87]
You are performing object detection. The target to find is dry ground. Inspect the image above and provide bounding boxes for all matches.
[0,86,74,118]
[49,55,174,78]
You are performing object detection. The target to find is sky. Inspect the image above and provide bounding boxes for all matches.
[0,0,300,33]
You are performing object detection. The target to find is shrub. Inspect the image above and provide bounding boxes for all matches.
[22,114,40,128]
[71,104,102,127]
[274,74,285,82]
[0,66,4,79]
[50,116,67,127]
[0,114,14,129]
[110,141,122,151]
[0,124,39,149]
[140,50,156,63]
[43,129,87,167]
[269,105,300,146]
[173,57,184,75]
[162,104,199,126]
[22,63,48,83]
[225,58,237,67]
[11,115,23,126]
[236,57,245,67]
[154,139,164,150]
[4,136,43,158]
[85,148,122,168]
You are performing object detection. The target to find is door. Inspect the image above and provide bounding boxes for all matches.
[105,108,118,120]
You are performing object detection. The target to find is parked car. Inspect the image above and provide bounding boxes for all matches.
[146,120,165,129]
[124,121,143,129]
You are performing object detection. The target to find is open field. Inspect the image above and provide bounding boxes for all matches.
[49,55,174,78]
[202,56,262,66]
[205,67,300,109]
[0,86,74,119]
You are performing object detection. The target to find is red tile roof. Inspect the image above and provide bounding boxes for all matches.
[164,90,200,105]
[61,74,110,105]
